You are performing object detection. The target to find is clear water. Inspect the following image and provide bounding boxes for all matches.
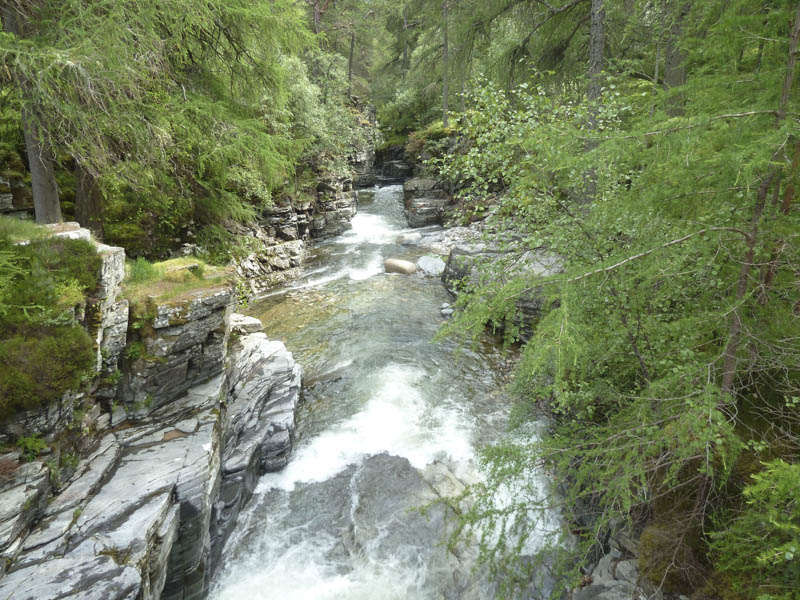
[208,185,539,600]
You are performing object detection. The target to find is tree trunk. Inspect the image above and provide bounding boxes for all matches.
[3,6,61,224]
[403,8,409,73]
[348,30,355,98]
[75,164,103,238]
[583,0,605,204]
[587,0,605,105]
[664,2,689,116]
[23,116,61,224]
[442,0,449,128]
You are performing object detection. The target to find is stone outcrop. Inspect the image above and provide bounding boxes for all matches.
[573,547,662,600]
[0,224,304,600]
[117,289,233,418]
[442,241,563,342]
[233,179,358,297]
[403,178,452,228]
[0,318,301,600]
[374,144,413,182]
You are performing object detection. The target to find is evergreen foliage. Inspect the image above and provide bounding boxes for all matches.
[427,1,800,597]
[0,227,100,419]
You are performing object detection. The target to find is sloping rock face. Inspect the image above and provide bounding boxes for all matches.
[0,320,302,600]
[403,178,452,228]
[233,178,358,296]
[442,243,563,342]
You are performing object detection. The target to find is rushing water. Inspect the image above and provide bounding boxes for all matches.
[208,185,533,600]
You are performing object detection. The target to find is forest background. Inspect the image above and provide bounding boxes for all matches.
[1,1,799,599]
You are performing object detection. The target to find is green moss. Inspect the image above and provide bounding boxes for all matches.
[0,327,96,420]
[639,522,706,595]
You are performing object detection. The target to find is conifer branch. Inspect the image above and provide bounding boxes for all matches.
[522,227,751,292]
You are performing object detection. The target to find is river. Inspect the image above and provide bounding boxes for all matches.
[208,184,530,600]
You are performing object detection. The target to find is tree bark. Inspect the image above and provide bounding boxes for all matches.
[442,0,449,128]
[23,116,61,224]
[75,164,103,238]
[2,8,62,224]
[664,2,689,116]
[403,7,409,72]
[583,0,605,204]
[348,30,355,99]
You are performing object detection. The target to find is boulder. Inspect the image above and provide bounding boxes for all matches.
[385,258,417,275]
[416,255,446,277]
[229,314,264,335]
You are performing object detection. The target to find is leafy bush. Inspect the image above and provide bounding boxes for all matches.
[710,460,800,600]
[127,257,162,284]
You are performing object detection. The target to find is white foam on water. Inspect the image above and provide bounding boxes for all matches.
[258,364,475,493]
[210,532,428,600]
[342,213,397,246]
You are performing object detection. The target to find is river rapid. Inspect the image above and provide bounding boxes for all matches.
[208,185,538,600]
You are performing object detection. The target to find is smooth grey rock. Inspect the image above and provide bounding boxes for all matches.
[615,560,639,586]
[0,556,141,600]
[441,303,451,310]
[441,308,455,317]
[417,255,446,277]
[229,314,264,335]
[397,232,423,245]
[573,580,637,600]
[592,548,622,582]
[385,258,417,275]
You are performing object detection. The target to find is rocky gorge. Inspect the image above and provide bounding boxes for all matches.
[0,221,303,600]
[2,152,660,600]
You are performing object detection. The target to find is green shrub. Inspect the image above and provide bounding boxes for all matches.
[0,326,96,419]
[16,435,47,461]
[127,257,162,284]
[0,233,102,420]
[710,460,800,600]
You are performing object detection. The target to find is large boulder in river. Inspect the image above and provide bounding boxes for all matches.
[385,258,417,275]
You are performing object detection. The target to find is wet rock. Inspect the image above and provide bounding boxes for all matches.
[385,258,417,275]
[417,255,446,277]
[441,308,455,317]
[0,556,141,600]
[397,232,423,245]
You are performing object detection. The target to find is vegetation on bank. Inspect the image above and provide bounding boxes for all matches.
[0,220,100,419]
[415,2,800,598]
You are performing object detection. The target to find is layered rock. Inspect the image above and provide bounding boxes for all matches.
[0,319,302,600]
[117,289,233,418]
[403,178,452,228]
[442,243,562,342]
[374,144,413,182]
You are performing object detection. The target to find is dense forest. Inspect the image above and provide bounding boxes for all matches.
[1,1,799,599]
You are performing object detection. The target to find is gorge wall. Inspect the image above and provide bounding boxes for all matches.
[0,226,303,600]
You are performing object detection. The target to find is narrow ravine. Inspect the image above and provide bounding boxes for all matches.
[208,185,522,599]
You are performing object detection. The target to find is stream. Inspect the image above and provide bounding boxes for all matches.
[208,185,544,599]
